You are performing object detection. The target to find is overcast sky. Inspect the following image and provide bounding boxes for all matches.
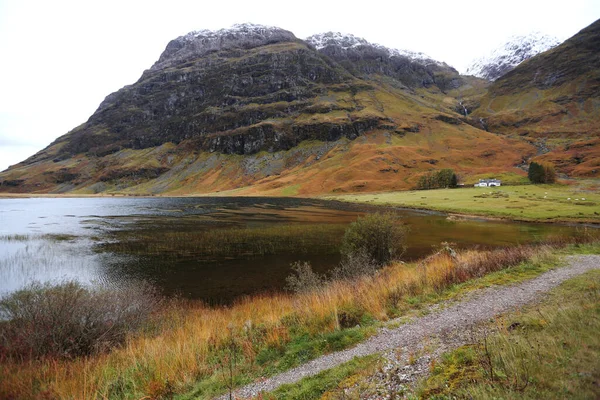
[1,0,598,172]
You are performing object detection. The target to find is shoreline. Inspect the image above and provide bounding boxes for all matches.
[1,191,599,226]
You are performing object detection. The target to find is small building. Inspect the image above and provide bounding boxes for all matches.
[474,179,501,187]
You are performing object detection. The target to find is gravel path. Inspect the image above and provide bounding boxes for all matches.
[216,255,600,399]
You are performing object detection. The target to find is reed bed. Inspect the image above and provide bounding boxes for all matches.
[100,224,345,259]
[0,237,597,399]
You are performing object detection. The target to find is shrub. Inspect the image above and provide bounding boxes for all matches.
[285,261,324,293]
[341,213,408,265]
[0,281,160,360]
[528,161,556,184]
[330,249,379,281]
[417,169,458,190]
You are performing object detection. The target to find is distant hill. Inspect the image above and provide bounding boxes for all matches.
[471,19,600,177]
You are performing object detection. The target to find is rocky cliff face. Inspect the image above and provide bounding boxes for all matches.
[149,24,299,72]
[52,24,385,161]
[465,33,561,81]
[306,32,463,91]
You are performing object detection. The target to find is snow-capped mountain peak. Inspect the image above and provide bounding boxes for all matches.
[151,23,296,71]
[183,23,291,41]
[466,32,561,81]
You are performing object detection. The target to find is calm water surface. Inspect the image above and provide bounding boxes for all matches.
[0,197,582,303]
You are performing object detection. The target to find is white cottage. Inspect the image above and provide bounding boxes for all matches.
[474,179,501,187]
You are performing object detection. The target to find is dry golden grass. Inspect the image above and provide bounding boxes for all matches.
[0,241,570,399]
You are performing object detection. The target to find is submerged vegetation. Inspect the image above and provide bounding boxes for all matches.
[1,231,598,399]
[99,223,346,259]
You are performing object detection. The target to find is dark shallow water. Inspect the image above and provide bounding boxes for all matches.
[0,196,582,303]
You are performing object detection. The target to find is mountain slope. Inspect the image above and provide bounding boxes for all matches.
[306,32,464,92]
[472,19,600,177]
[7,20,598,195]
[466,33,561,81]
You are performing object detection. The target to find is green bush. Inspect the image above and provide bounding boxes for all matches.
[0,281,160,359]
[528,161,556,184]
[341,213,408,265]
[417,169,458,189]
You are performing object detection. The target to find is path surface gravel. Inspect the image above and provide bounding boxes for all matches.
[216,255,600,399]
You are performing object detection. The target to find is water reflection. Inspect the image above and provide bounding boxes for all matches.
[0,197,584,303]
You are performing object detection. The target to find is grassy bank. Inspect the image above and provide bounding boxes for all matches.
[1,240,598,399]
[418,268,600,399]
[327,184,600,223]
[272,253,600,400]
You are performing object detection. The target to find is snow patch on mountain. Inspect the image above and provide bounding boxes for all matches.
[466,32,561,81]
[183,23,291,42]
[305,32,444,66]
[151,23,297,71]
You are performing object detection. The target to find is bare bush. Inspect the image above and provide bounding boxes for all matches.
[341,212,408,265]
[285,261,324,293]
[0,280,160,360]
[331,249,379,281]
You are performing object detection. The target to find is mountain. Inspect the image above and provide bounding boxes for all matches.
[466,33,561,81]
[1,20,598,195]
[471,19,600,177]
[305,32,464,91]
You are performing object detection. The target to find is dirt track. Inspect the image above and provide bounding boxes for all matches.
[216,255,600,399]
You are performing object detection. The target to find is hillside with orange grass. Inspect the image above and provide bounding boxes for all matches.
[471,19,600,178]
[0,21,598,196]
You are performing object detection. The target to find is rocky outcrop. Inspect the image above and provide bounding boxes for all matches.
[306,32,463,91]
[149,24,299,72]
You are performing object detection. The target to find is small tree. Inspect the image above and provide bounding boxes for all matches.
[341,213,408,265]
[528,161,556,183]
[330,249,379,281]
[543,163,556,183]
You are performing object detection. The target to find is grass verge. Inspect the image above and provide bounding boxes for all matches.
[262,245,600,400]
[264,355,381,400]
[418,269,600,399]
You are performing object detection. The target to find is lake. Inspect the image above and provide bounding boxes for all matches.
[0,196,582,303]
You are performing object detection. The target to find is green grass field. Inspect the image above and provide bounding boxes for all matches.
[328,184,600,222]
